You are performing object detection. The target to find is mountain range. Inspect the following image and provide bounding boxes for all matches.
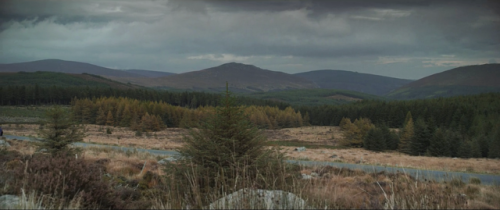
[0,59,175,78]
[294,70,413,95]
[388,64,500,99]
[123,62,319,92]
[1,59,499,100]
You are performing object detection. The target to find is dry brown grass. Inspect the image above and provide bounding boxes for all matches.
[5,124,500,175]
[284,147,500,174]
[296,165,500,209]
[3,139,500,209]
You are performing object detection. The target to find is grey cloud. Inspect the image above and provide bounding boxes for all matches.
[0,0,498,80]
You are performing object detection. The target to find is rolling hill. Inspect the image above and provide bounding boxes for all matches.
[294,70,413,96]
[0,71,138,89]
[0,59,174,79]
[124,69,175,78]
[131,62,319,92]
[0,59,144,77]
[388,64,500,100]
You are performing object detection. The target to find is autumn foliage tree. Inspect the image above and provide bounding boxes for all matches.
[399,111,414,154]
[340,117,374,147]
[71,96,303,131]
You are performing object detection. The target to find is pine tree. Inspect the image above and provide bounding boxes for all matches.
[303,112,311,126]
[457,140,472,158]
[488,131,500,158]
[364,127,385,151]
[380,124,399,150]
[410,118,431,156]
[470,139,482,158]
[171,83,283,196]
[428,128,450,157]
[38,106,84,155]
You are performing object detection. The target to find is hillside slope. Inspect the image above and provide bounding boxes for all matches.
[133,62,319,92]
[388,64,500,99]
[0,59,142,77]
[124,69,175,78]
[0,71,138,89]
[294,70,413,96]
[244,88,384,106]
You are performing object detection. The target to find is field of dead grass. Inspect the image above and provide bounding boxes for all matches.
[4,124,500,175]
[3,138,500,209]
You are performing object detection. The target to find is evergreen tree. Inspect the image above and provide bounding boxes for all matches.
[380,124,399,150]
[470,139,482,158]
[476,135,489,157]
[457,140,472,158]
[411,118,431,156]
[364,127,385,151]
[446,130,462,157]
[38,106,84,155]
[428,128,450,157]
[171,83,283,196]
[488,131,500,158]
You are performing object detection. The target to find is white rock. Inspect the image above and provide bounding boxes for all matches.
[301,174,313,180]
[0,140,10,147]
[208,188,312,209]
[294,147,306,152]
[0,195,19,209]
[158,156,177,165]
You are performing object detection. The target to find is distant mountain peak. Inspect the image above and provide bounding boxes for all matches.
[219,62,256,68]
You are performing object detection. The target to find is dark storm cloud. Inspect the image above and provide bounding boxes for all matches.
[0,0,499,79]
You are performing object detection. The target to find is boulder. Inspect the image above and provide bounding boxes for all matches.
[208,188,312,209]
[0,195,19,209]
[301,174,313,180]
[35,148,48,153]
[0,140,11,147]
[157,156,177,165]
[294,147,306,152]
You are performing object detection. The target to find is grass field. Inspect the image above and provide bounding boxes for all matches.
[0,106,70,124]
[5,124,500,175]
[2,138,499,209]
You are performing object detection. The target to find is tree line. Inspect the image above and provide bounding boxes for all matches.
[71,97,305,131]
[0,85,289,109]
[324,93,500,158]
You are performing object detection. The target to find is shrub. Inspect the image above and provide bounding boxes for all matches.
[469,177,481,185]
[6,152,125,209]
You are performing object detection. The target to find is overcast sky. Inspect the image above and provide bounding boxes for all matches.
[0,0,499,79]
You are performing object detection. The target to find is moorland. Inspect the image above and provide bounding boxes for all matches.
[1,60,500,209]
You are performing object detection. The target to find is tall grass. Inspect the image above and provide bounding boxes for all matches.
[2,142,499,209]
